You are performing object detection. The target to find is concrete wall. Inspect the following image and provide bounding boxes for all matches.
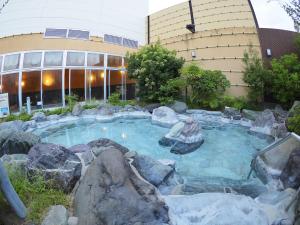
[0,33,136,56]
[148,0,261,96]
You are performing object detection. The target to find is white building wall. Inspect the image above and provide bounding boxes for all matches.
[0,0,148,44]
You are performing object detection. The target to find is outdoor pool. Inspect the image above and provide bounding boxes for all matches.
[33,118,274,181]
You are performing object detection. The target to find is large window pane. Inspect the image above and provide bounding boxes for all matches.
[66,52,85,66]
[87,70,104,100]
[125,72,136,100]
[68,29,90,40]
[2,73,19,112]
[107,55,122,67]
[87,53,104,67]
[70,69,85,101]
[107,70,123,98]
[44,52,63,67]
[45,28,68,38]
[22,71,41,109]
[23,52,42,69]
[4,54,20,71]
[42,70,62,107]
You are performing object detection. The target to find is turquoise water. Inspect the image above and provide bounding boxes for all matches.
[34,118,273,181]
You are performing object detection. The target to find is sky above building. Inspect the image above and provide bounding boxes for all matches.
[149,0,295,32]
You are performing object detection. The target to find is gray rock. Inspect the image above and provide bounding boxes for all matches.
[124,151,137,159]
[169,101,187,114]
[0,120,26,131]
[271,123,288,139]
[242,109,261,121]
[280,148,300,189]
[0,129,15,147]
[41,205,68,225]
[81,109,98,116]
[23,120,37,129]
[152,106,179,128]
[80,150,94,166]
[1,154,28,173]
[0,131,40,157]
[144,103,161,113]
[132,154,174,186]
[159,118,204,155]
[288,101,300,117]
[72,103,83,116]
[97,105,114,116]
[253,109,276,128]
[88,138,129,156]
[32,112,47,122]
[223,107,242,120]
[68,217,78,225]
[74,146,169,225]
[27,143,82,193]
[47,114,60,121]
[273,105,288,123]
[68,144,91,153]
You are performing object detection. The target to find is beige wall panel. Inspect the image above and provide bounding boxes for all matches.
[0,34,137,55]
[226,85,249,97]
[223,72,246,85]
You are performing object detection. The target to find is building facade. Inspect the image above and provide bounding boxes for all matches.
[0,0,148,112]
[147,0,299,97]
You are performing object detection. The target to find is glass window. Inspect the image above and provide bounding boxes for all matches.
[3,54,20,71]
[68,29,90,40]
[66,52,85,66]
[107,55,122,67]
[87,70,104,100]
[44,52,63,67]
[42,70,62,107]
[45,28,68,38]
[22,71,41,109]
[87,53,104,67]
[104,34,122,45]
[123,38,138,49]
[2,73,19,112]
[23,52,42,68]
[70,69,85,101]
[107,70,123,98]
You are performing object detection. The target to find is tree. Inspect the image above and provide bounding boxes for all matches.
[270,53,300,106]
[126,42,185,103]
[182,64,230,109]
[242,46,271,103]
[283,0,300,30]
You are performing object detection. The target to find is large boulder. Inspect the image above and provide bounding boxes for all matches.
[169,101,187,114]
[132,154,174,187]
[288,101,300,117]
[273,105,288,123]
[223,107,242,120]
[88,138,129,156]
[74,146,169,225]
[32,112,47,122]
[164,190,297,225]
[27,143,82,193]
[164,193,269,225]
[159,118,204,155]
[242,109,261,121]
[0,120,26,131]
[97,104,114,116]
[68,144,91,153]
[0,131,40,157]
[280,148,300,189]
[41,205,68,225]
[72,103,83,116]
[253,109,276,128]
[144,103,161,113]
[271,123,288,139]
[152,106,179,128]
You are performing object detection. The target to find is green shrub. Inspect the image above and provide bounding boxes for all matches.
[126,42,185,103]
[270,53,300,107]
[4,112,32,122]
[242,46,271,103]
[65,95,78,111]
[288,106,300,135]
[222,96,248,110]
[108,92,122,106]
[0,167,70,224]
[44,108,69,116]
[159,77,186,105]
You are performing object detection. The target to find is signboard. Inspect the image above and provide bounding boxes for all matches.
[0,93,9,118]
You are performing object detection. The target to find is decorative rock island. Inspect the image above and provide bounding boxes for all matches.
[159,117,204,154]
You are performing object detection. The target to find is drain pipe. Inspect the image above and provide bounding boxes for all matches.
[186,0,196,33]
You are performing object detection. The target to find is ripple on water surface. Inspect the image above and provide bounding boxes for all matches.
[34,118,273,181]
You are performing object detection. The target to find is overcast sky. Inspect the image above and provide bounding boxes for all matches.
[149,0,295,31]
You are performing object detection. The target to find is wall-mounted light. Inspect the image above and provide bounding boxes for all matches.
[21,81,25,87]
[266,49,272,57]
[100,72,105,79]
[191,51,196,58]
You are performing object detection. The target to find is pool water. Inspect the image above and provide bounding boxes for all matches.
[34,118,273,181]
